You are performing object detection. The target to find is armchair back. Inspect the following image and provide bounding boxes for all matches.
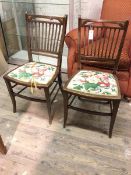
[101,0,131,41]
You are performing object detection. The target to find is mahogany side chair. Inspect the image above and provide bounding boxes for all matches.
[3,14,67,124]
[62,17,128,137]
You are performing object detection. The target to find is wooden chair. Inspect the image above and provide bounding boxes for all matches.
[3,14,67,124]
[62,17,128,138]
[65,0,131,99]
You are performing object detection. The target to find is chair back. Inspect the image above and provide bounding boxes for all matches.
[101,0,131,41]
[25,14,67,68]
[78,17,129,73]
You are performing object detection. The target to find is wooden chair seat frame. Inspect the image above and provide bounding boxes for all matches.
[62,17,129,137]
[4,14,67,124]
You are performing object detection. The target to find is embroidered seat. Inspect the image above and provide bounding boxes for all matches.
[8,62,57,85]
[67,70,118,96]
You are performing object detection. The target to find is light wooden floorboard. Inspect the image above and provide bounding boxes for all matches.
[0,66,131,175]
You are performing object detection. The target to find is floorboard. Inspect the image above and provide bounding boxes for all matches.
[0,66,131,175]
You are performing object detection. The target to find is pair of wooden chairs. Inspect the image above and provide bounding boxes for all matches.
[3,14,129,137]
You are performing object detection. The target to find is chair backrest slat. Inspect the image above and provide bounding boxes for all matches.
[97,28,103,57]
[101,27,107,57]
[25,14,67,67]
[111,29,120,59]
[108,28,116,58]
[78,17,129,73]
[93,27,99,56]
[55,24,62,53]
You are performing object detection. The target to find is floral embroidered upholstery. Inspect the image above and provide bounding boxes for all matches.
[8,62,56,85]
[67,70,118,96]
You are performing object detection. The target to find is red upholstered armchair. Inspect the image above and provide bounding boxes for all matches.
[65,0,131,98]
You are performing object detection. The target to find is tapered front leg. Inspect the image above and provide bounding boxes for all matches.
[44,87,52,124]
[109,100,120,138]
[0,135,7,154]
[58,73,63,93]
[4,78,16,113]
[63,91,69,128]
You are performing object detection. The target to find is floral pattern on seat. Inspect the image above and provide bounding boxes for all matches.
[8,62,57,85]
[67,70,118,96]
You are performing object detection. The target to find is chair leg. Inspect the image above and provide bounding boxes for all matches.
[0,135,7,154]
[4,79,16,113]
[123,95,131,103]
[63,91,68,128]
[58,73,62,92]
[44,87,52,125]
[109,100,120,138]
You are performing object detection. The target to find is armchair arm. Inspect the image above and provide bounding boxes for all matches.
[123,40,131,97]
[128,41,131,59]
[65,28,90,76]
[65,28,88,49]
[65,29,79,76]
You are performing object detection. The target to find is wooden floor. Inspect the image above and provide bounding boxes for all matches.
[0,66,131,175]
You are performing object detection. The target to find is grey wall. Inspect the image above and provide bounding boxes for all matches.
[0,0,104,57]
[33,0,70,56]
[69,0,104,29]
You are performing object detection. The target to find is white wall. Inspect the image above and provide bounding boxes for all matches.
[69,0,104,29]
[33,0,69,56]
[34,0,69,30]
[0,0,104,58]
[0,2,13,21]
[81,0,103,18]
[33,0,103,54]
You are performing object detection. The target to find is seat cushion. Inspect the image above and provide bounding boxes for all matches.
[67,70,118,96]
[8,62,57,85]
[72,63,129,81]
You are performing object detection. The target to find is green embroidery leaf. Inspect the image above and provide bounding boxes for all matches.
[109,74,113,78]
[112,88,116,92]
[104,92,111,95]
[10,73,17,78]
[73,85,83,90]
[49,67,55,71]
[18,72,32,79]
[84,83,99,90]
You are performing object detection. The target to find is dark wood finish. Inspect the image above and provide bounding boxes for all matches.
[0,16,9,59]
[63,17,129,138]
[0,135,7,154]
[3,14,67,124]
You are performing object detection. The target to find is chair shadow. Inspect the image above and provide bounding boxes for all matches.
[67,122,108,135]
[0,77,32,153]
